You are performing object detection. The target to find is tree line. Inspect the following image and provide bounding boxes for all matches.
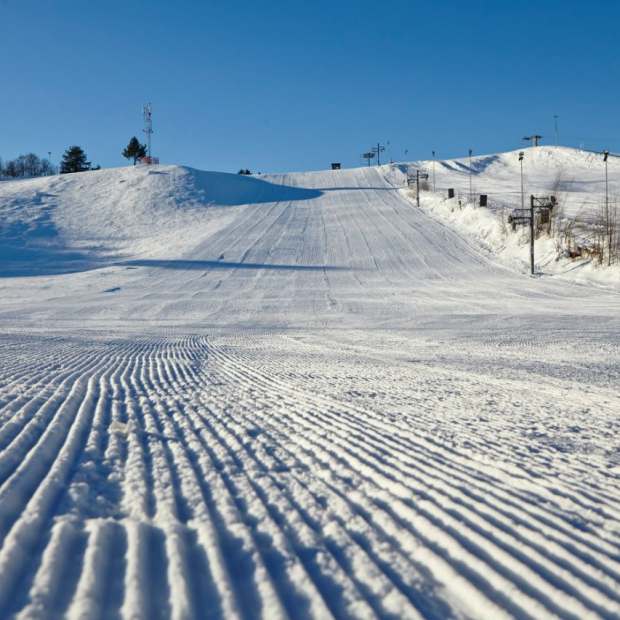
[0,146,98,178]
[0,153,56,178]
[1,136,151,180]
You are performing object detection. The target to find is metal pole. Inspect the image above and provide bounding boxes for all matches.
[604,151,610,265]
[416,170,420,208]
[530,194,535,275]
[468,148,473,204]
[519,152,524,211]
[432,150,436,192]
[554,115,559,146]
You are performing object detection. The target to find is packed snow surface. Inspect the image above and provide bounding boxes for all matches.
[0,150,619,619]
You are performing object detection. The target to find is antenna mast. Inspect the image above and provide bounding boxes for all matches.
[143,103,153,158]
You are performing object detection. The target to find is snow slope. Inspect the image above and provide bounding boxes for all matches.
[0,165,321,276]
[0,157,619,619]
[397,146,620,289]
[413,146,620,221]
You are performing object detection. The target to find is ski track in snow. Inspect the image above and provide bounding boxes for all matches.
[0,156,619,619]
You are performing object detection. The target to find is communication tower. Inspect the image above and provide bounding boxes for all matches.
[143,103,153,158]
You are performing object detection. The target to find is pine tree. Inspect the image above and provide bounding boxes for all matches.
[60,146,91,174]
[122,136,147,165]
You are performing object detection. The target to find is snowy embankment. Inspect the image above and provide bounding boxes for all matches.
[400,146,620,289]
[0,158,619,619]
[406,190,620,289]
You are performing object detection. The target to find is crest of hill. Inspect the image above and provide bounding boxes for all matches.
[0,165,321,275]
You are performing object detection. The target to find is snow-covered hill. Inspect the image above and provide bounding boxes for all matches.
[0,165,321,276]
[414,146,619,220]
[395,146,620,289]
[0,153,619,619]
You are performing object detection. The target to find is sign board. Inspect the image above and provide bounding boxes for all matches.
[331,163,341,170]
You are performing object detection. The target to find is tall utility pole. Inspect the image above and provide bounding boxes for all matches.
[372,142,385,166]
[519,151,525,211]
[432,150,436,192]
[553,115,559,146]
[523,134,543,147]
[604,150,610,265]
[468,148,473,203]
[143,103,153,158]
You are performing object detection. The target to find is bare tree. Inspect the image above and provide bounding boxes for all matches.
[0,153,55,178]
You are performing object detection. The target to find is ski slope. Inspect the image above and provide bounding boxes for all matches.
[415,146,620,221]
[0,154,619,619]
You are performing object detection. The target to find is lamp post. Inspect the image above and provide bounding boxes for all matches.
[553,115,559,146]
[432,150,436,192]
[519,151,525,211]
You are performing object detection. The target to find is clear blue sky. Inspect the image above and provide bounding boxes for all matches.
[1,0,619,173]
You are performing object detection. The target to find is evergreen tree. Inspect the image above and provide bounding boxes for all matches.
[122,136,147,165]
[60,146,91,174]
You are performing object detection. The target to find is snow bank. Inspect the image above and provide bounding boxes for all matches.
[406,189,620,290]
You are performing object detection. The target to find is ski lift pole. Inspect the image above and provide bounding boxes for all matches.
[416,170,420,208]
[420,170,430,207]
[530,194,535,275]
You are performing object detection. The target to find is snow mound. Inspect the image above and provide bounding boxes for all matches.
[0,165,321,276]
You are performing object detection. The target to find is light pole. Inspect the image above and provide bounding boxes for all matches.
[432,150,436,192]
[604,150,610,265]
[553,115,559,146]
[468,148,473,204]
[519,151,525,211]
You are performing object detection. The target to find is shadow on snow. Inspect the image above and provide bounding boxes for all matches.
[119,259,347,272]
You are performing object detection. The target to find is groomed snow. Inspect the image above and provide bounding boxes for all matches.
[0,151,619,619]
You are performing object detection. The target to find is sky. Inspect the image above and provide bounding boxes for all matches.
[1,0,619,173]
